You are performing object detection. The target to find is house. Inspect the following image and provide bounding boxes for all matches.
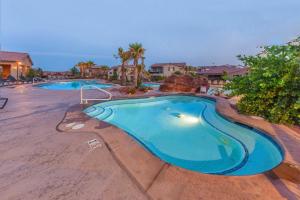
[43,71,73,79]
[197,65,248,86]
[288,37,300,46]
[108,65,135,81]
[85,65,109,79]
[149,63,186,78]
[0,51,33,80]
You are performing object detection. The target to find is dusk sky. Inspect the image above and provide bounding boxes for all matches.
[1,0,300,71]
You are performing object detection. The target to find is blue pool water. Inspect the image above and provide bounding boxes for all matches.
[84,95,283,175]
[142,83,161,88]
[38,80,113,90]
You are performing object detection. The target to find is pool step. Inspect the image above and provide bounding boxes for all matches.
[95,108,114,121]
[86,107,105,117]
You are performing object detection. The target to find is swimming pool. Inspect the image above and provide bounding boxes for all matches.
[142,83,161,88]
[84,95,283,176]
[37,80,113,90]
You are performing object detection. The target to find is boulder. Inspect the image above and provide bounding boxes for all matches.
[159,75,209,92]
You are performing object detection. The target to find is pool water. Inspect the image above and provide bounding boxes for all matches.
[142,83,161,88]
[84,95,283,175]
[38,80,113,90]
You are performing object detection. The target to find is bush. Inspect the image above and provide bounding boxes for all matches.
[26,68,36,78]
[151,76,165,82]
[119,86,137,95]
[70,66,80,76]
[109,70,118,81]
[26,68,43,79]
[138,86,152,92]
[174,71,182,75]
[225,40,300,125]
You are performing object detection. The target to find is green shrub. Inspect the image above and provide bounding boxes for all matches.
[111,70,118,81]
[127,87,136,94]
[139,86,152,92]
[225,40,300,125]
[151,76,164,82]
[26,68,36,78]
[70,66,80,76]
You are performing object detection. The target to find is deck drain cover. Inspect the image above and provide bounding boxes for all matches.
[66,122,76,128]
[87,139,102,150]
[72,124,85,130]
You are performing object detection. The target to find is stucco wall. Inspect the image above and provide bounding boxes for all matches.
[162,64,185,77]
[0,61,30,79]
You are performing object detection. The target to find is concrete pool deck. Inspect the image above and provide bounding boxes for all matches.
[0,84,299,199]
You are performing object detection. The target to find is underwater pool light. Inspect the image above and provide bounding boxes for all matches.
[178,114,200,124]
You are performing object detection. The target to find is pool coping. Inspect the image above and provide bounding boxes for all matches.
[57,92,300,195]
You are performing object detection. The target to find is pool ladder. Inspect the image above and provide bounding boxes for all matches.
[32,77,39,85]
[80,85,112,104]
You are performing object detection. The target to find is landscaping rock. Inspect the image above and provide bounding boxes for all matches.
[159,75,209,92]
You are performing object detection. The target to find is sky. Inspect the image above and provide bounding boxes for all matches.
[1,0,300,71]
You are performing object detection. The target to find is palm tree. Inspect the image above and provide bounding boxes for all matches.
[75,62,85,77]
[86,60,95,77]
[137,56,146,85]
[129,43,145,87]
[117,48,131,85]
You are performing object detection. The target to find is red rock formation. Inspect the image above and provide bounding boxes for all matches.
[159,75,209,92]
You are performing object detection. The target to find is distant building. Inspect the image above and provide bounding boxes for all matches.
[259,37,300,57]
[288,37,300,46]
[0,51,33,80]
[149,63,186,78]
[197,65,248,86]
[108,65,135,81]
[43,71,72,79]
[86,65,109,78]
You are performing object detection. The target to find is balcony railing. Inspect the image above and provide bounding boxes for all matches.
[149,71,163,74]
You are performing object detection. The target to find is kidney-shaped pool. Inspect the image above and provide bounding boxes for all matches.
[84,95,283,176]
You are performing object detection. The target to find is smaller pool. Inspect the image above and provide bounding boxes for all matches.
[37,80,113,90]
[142,83,161,88]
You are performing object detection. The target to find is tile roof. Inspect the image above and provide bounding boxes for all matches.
[110,65,135,70]
[0,51,33,65]
[198,65,248,76]
[90,65,109,68]
[151,62,186,68]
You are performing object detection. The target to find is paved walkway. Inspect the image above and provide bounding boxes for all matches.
[0,85,147,200]
[0,84,299,200]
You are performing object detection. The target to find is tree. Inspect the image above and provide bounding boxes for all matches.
[100,65,110,70]
[26,68,36,79]
[116,47,131,85]
[70,66,80,76]
[225,39,300,125]
[129,43,145,87]
[35,68,43,77]
[137,56,146,86]
[75,61,95,77]
[86,60,95,77]
[75,62,86,77]
[26,68,43,78]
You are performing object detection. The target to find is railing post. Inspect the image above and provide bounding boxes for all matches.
[80,85,112,104]
[80,87,83,104]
